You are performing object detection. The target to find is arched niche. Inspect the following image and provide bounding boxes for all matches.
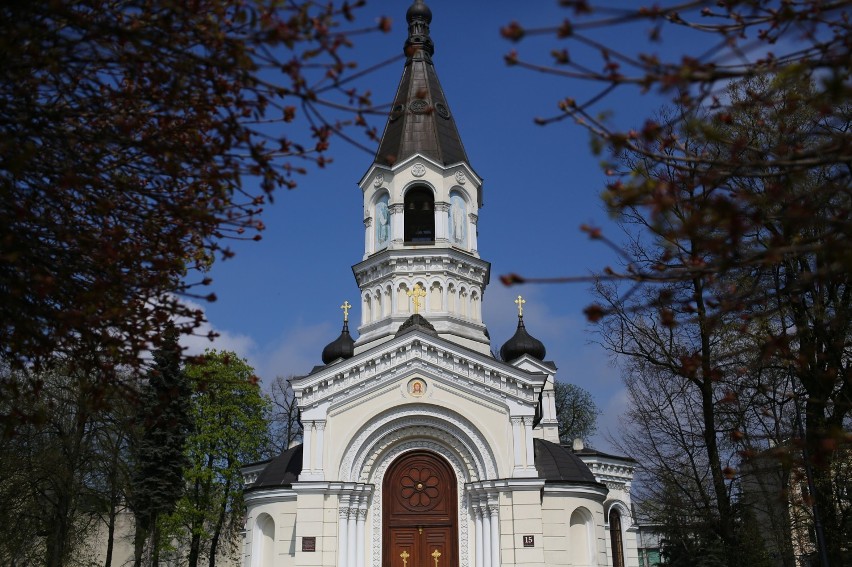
[448,189,467,247]
[374,192,391,251]
[253,513,275,567]
[569,507,595,567]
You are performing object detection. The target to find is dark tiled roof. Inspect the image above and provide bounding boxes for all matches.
[247,444,303,490]
[575,447,637,463]
[534,438,602,484]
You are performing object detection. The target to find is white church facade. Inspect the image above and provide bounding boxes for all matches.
[241,2,639,566]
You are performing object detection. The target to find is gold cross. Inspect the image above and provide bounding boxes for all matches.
[432,549,442,567]
[514,295,526,317]
[340,300,351,322]
[400,550,410,567]
[407,283,426,314]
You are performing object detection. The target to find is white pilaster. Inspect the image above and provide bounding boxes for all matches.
[489,504,500,567]
[314,420,325,480]
[338,496,350,567]
[474,505,484,567]
[511,417,523,475]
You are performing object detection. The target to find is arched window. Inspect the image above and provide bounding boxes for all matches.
[404,186,434,243]
[609,508,625,567]
[254,513,275,567]
[569,507,594,567]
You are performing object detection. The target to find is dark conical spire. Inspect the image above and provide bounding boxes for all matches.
[373,0,469,167]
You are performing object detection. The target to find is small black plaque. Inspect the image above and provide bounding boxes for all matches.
[302,537,316,552]
[523,535,534,547]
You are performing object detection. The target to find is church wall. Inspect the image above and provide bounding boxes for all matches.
[243,491,298,567]
[539,490,610,567]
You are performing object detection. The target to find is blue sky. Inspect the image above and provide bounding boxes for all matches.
[182,1,685,452]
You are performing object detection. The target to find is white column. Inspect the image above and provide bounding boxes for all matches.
[347,507,357,567]
[338,500,350,567]
[511,417,523,473]
[435,202,449,241]
[523,417,535,471]
[469,212,479,253]
[482,506,492,567]
[390,203,404,243]
[364,216,372,257]
[356,507,367,567]
[302,421,314,475]
[314,420,325,480]
[474,504,484,567]
[489,504,500,567]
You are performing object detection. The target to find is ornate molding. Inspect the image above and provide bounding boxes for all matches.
[454,171,466,185]
[411,163,426,177]
[340,406,497,482]
[373,172,384,187]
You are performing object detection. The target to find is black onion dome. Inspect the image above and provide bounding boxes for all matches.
[406,0,432,24]
[500,317,546,361]
[321,321,355,364]
[395,313,439,338]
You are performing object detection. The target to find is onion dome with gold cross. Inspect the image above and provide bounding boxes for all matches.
[500,295,546,362]
[321,301,356,364]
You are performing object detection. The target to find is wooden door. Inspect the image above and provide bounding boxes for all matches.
[383,451,457,567]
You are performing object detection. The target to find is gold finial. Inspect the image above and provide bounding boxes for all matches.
[407,283,427,314]
[340,300,352,322]
[400,550,410,567]
[432,549,442,567]
[514,295,526,318]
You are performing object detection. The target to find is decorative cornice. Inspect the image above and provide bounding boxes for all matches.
[294,334,545,409]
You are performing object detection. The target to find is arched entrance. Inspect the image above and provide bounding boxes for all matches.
[383,451,458,567]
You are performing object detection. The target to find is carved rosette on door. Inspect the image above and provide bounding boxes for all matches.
[384,451,457,567]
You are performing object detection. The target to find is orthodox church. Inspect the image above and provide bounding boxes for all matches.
[241,2,640,566]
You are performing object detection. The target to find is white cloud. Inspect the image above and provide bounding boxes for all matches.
[177,299,258,358]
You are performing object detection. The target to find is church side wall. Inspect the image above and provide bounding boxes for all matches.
[541,491,608,567]
[244,493,298,567]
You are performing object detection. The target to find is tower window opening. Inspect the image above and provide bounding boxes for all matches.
[404,187,434,243]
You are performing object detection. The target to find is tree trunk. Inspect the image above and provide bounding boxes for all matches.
[208,474,233,567]
[693,275,737,558]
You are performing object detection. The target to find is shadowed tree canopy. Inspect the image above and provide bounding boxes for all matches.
[0,0,391,427]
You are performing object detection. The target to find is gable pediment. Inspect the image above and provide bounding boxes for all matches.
[292,329,546,414]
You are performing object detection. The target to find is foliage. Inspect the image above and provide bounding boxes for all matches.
[0,363,131,567]
[129,325,192,567]
[162,350,270,567]
[553,381,600,443]
[501,3,851,564]
[0,0,390,426]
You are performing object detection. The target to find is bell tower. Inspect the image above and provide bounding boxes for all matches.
[353,0,491,355]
